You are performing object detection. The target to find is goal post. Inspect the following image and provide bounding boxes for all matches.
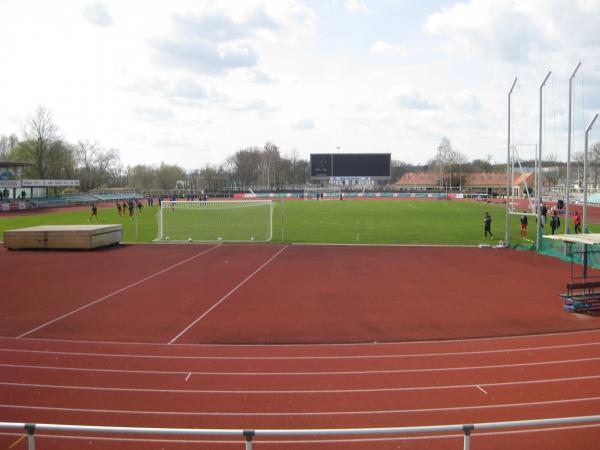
[156,200,274,242]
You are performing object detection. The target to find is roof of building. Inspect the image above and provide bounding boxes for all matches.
[395,171,536,188]
[464,172,506,187]
[395,172,441,186]
[0,161,32,168]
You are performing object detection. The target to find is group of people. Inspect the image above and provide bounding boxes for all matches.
[88,198,147,222]
[483,203,582,240]
[116,199,143,219]
[0,188,27,201]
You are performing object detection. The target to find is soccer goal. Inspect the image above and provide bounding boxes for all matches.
[156,200,274,242]
[303,186,341,200]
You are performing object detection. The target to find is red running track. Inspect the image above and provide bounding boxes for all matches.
[1,243,600,449]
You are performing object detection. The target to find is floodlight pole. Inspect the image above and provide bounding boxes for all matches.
[536,71,552,252]
[583,113,599,234]
[506,77,518,245]
[565,62,582,234]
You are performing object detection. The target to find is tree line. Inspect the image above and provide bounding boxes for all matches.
[4,106,598,193]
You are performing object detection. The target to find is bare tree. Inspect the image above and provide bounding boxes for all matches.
[127,165,156,190]
[23,106,59,178]
[156,163,186,190]
[0,134,19,160]
[76,141,121,190]
[227,147,262,189]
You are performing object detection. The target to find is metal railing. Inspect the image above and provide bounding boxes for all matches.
[2,415,600,449]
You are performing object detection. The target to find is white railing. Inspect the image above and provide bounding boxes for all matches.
[2,415,600,449]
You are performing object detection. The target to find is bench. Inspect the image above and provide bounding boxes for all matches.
[560,280,600,313]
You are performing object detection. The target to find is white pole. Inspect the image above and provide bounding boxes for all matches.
[565,62,582,234]
[583,113,599,233]
[506,77,518,245]
[536,71,552,252]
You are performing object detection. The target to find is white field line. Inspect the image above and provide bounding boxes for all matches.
[2,340,600,361]
[1,373,600,394]
[2,395,600,416]
[2,423,600,445]
[16,245,222,338]
[168,246,289,344]
[1,355,600,376]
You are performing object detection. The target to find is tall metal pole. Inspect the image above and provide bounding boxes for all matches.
[506,77,518,245]
[583,113,599,234]
[565,62,582,234]
[536,71,552,252]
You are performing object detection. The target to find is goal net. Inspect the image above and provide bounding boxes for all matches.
[303,186,341,200]
[156,200,274,242]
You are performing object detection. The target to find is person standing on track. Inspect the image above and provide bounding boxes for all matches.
[116,200,122,217]
[574,210,581,234]
[550,211,560,235]
[541,203,548,228]
[484,212,493,238]
[520,211,528,239]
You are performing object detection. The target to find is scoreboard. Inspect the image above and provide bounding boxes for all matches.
[310,153,391,178]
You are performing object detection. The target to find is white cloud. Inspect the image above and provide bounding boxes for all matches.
[393,87,438,110]
[132,105,173,122]
[344,0,368,13]
[369,41,408,58]
[424,0,600,62]
[291,118,315,130]
[83,1,113,27]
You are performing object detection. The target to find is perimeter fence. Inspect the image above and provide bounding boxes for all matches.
[2,415,600,450]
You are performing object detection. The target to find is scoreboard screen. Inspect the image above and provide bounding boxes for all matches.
[310,153,390,178]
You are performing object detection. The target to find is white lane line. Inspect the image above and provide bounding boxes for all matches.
[169,246,289,344]
[2,356,600,377]
[5,327,600,347]
[3,355,600,376]
[17,245,221,339]
[2,373,600,394]
[185,373,191,382]
[3,340,600,361]
[2,395,600,416]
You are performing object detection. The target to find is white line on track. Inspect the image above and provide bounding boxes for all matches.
[4,326,600,347]
[16,245,222,339]
[2,340,600,360]
[2,395,600,416]
[168,246,289,344]
[2,355,600,376]
[3,423,600,445]
[2,373,600,394]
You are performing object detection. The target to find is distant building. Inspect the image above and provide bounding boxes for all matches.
[394,171,536,196]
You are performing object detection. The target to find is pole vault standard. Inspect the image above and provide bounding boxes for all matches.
[583,113,599,234]
[536,71,552,252]
[505,77,518,245]
[565,62,582,234]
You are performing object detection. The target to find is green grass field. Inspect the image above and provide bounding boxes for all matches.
[1,199,577,246]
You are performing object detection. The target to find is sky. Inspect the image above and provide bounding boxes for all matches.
[1,0,600,169]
